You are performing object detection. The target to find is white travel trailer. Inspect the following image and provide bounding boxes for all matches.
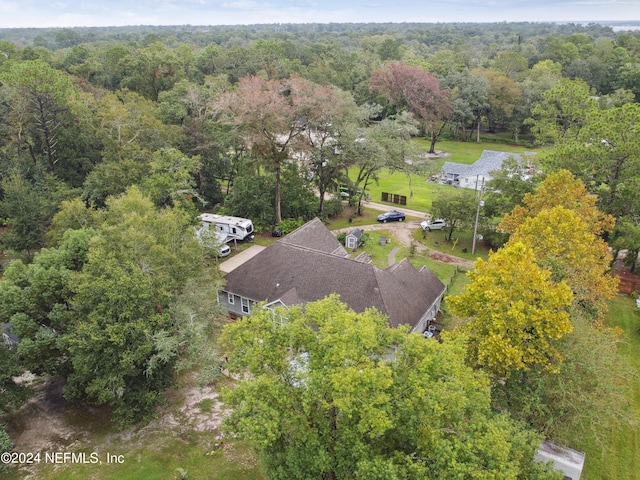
[194,223,231,257]
[198,213,255,242]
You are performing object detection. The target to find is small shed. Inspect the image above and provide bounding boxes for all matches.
[345,228,363,251]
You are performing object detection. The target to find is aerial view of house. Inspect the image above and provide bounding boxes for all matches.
[441,150,537,189]
[218,218,446,334]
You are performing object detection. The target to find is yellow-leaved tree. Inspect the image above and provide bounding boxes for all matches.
[509,206,618,319]
[499,170,618,319]
[499,169,615,236]
[448,241,574,380]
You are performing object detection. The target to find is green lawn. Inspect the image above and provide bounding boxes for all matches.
[353,139,542,214]
[326,206,383,230]
[580,295,640,480]
[6,435,264,480]
[418,139,537,161]
[353,230,460,286]
[412,227,491,262]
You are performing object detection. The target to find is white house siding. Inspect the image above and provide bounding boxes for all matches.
[460,174,491,190]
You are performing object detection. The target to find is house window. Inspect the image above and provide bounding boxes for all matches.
[227,292,234,305]
[241,297,250,314]
[272,312,287,326]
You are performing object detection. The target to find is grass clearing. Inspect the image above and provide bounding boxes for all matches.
[416,139,536,164]
[415,257,459,284]
[326,206,381,229]
[578,295,640,480]
[354,139,541,214]
[356,229,461,286]
[356,229,400,268]
[9,435,264,480]
[438,271,472,331]
[413,228,491,262]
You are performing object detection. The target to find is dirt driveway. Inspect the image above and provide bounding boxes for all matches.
[332,215,475,270]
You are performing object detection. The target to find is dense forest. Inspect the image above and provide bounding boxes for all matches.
[1,22,639,236]
[1,22,640,479]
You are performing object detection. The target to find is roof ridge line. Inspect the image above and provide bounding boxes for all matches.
[282,241,388,270]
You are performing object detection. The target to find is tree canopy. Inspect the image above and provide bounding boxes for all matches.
[220,296,560,480]
[499,170,618,319]
[1,22,640,466]
[0,187,217,424]
[369,62,452,153]
[214,75,344,224]
[449,242,574,379]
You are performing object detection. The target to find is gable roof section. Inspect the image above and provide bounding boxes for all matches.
[441,160,471,175]
[222,219,445,328]
[443,150,525,177]
[376,259,447,328]
[281,217,348,257]
[346,228,363,241]
[2,323,18,345]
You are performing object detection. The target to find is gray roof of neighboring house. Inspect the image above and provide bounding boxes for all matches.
[222,218,445,329]
[442,150,534,178]
[2,323,18,345]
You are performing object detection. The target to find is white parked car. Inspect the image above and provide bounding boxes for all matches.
[195,226,231,257]
[217,242,231,257]
[420,219,448,231]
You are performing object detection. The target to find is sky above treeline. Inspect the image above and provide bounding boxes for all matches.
[0,0,639,29]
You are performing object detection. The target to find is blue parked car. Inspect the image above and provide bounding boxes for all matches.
[377,210,406,223]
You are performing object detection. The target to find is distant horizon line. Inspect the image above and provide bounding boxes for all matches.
[2,20,640,30]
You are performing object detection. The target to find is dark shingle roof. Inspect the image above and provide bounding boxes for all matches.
[223,219,445,329]
[281,217,348,256]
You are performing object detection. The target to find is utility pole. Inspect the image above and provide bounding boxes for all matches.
[472,177,485,255]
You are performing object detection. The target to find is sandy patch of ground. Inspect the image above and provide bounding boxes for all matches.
[4,379,98,453]
[333,220,475,269]
[160,380,226,433]
[105,374,228,447]
[3,372,228,462]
